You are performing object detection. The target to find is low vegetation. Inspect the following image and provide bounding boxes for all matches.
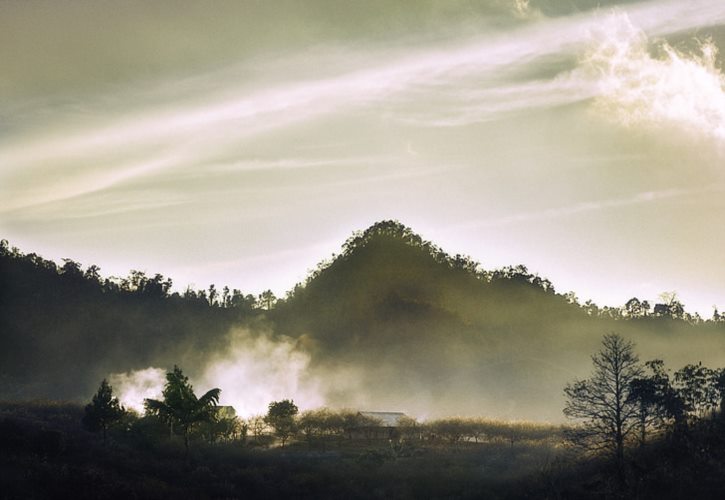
[0,397,564,499]
[3,333,725,498]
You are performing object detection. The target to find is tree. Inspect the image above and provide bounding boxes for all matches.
[298,408,337,448]
[629,378,657,445]
[583,300,600,317]
[248,414,268,443]
[654,291,685,319]
[674,363,718,420]
[82,379,125,444]
[624,297,642,318]
[144,366,220,455]
[84,264,102,284]
[431,418,467,444]
[564,334,642,476]
[641,300,651,317]
[628,360,671,446]
[264,399,298,447]
[711,369,725,413]
[258,290,277,310]
[199,407,241,443]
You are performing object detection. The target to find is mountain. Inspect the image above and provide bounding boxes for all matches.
[1,222,724,420]
[274,220,577,347]
[271,221,725,419]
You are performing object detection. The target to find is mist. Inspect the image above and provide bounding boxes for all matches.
[105,274,725,424]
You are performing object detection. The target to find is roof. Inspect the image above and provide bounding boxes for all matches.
[358,411,408,427]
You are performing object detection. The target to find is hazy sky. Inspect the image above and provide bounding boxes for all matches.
[2,0,725,315]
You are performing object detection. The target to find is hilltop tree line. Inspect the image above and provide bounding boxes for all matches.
[3,221,725,409]
[0,239,277,311]
[0,239,270,401]
[4,220,718,324]
[282,221,723,324]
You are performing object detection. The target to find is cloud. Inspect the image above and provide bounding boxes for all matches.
[455,186,722,230]
[3,0,725,214]
[585,12,725,145]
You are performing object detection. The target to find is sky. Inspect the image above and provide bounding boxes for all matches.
[2,0,725,316]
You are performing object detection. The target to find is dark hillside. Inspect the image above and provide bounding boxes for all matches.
[273,221,579,350]
[271,221,725,418]
[528,412,725,499]
[0,401,562,500]
[0,241,258,401]
[1,223,724,419]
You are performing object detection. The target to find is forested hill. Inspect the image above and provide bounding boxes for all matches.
[0,240,262,401]
[273,220,579,350]
[1,222,724,418]
[274,221,723,356]
[270,222,725,418]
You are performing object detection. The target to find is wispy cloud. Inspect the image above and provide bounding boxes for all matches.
[454,185,724,230]
[2,0,725,214]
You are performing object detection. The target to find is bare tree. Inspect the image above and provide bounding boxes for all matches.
[564,334,642,475]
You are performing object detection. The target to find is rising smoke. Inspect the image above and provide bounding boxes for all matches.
[109,328,345,417]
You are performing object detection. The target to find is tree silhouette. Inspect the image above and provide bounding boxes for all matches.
[144,366,220,455]
[264,399,298,447]
[82,379,125,444]
[624,297,643,318]
[712,369,725,413]
[564,334,642,480]
[248,414,268,442]
[654,291,685,319]
[641,300,651,317]
[674,362,719,420]
[258,290,277,310]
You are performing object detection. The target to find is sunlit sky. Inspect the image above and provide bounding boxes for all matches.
[2,0,725,315]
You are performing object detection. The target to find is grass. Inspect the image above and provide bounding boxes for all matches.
[0,401,567,499]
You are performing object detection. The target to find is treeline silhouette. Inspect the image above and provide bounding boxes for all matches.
[0,239,267,401]
[79,365,563,453]
[0,370,565,500]
[2,221,725,418]
[4,349,725,499]
[269,222,725,418]
[279,221,719,325]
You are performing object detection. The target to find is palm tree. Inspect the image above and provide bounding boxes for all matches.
[144,366,220,456]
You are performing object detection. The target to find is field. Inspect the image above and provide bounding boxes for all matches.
[0,401,568,500]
